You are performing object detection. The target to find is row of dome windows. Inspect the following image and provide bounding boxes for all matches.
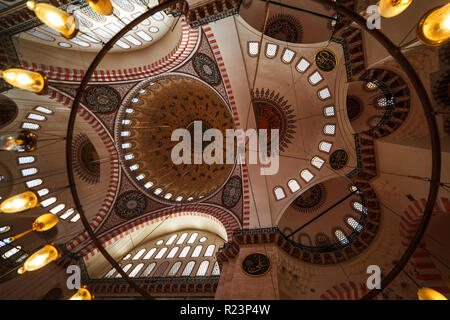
[249,42,338,202]
[18,106,79,223]
[124,244,216,261]
[104,260,220,278]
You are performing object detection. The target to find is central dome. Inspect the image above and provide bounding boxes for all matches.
[118,75,235,202]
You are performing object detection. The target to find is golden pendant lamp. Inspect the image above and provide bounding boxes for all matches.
[70,286,93,300]
[417,4,450,46]
[0,69,47,94]
[17,244,60,274]
[0,191,39,214]
[87,0,113,16]
[8,213,59,242]
[379,0,413,18]
[417,287,448,300]
[26,1,78,39]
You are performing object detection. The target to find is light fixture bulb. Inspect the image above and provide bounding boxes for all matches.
[87,0,113,16]
[26,1,78,39]
[0,191,39,214]
[70,286,93,300]
[417,4,450,46]
[417,287,448,300]
[19,244,60,274]
[0,69,47,94]
[379,0,413,18]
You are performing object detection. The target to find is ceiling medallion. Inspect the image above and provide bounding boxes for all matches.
[72,133,100,185]
[314,49,337,73]
[221,176,242,208]
[192,53,221,86]
[115,190,147,219]
[84,85,120,113]
[293,183,326,212]
[265,14,303,43]
[328,149,349,171]
[241,252,271,277]
[118,74,235,202]
[251,88,297,153]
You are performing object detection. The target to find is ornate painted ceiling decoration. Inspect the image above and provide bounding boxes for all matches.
[221,175,242,209]
[192,52,221,86]
[292,183,326,213]
[116,74,235,203]
[250,88,296,153]
[84,85,121,114]
[264,13,303,43]
[72,133,100,185]
[346,95,362,122]
[115,190,147,219]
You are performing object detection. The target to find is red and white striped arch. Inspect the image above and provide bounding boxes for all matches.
[201,24,251,230]
[399,197,450,295]
[78,204,241,260]
[20,16,199,82]
[46,87,120,247]
[320,281,403,300]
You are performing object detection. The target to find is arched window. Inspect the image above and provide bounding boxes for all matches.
[265,43,278,58]
[49,204,65,214]
[156,240,163,245]
[196,261,209,276]
[155,247,167,259]
[129,263,144,277]
[309,71,323,85]
[166,234,177,245]
[123,253,131,260]
[296,58,310,73]
[288,179,301,193]
[319,141,332,153]
[26,179,42,188]
[347,217,363,232]
[181,261,195,276]
[199,237,207,243]
[27,113,46,121]
[187,233,198,244]
[204,245,215,257]
[311,156,325,169]
[143,248,157,260]
[281,48,296,63]
[274,187,286,200]
[212,262,220,275]
[318,87,331,100]
[300,169,314,183]
[323,106,335,117]
[323,124,336,135]
[248,41,259,57]
[60,208,75,220]
[18,156,35,164]
[176,233,188,245]
[21,168,37,176]
[168,261,182,276]
[191,245,203,258]
[37,188,49,197]
[0,226,10,234]
[70,214,80,222]
[178,246,191,258]
[41,197,57,207]
[132,248,146,260]
[352,201,367,214]
[115,264,132,277]
[142,263,156,277]
[34,106,53,114]
[104,267,116,278]
[167,247,179,259]
[335,230,349,245]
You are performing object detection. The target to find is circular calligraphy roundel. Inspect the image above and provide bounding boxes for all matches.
[241,252,271,277]
[314,49,337,72]
[328,149,349,171]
